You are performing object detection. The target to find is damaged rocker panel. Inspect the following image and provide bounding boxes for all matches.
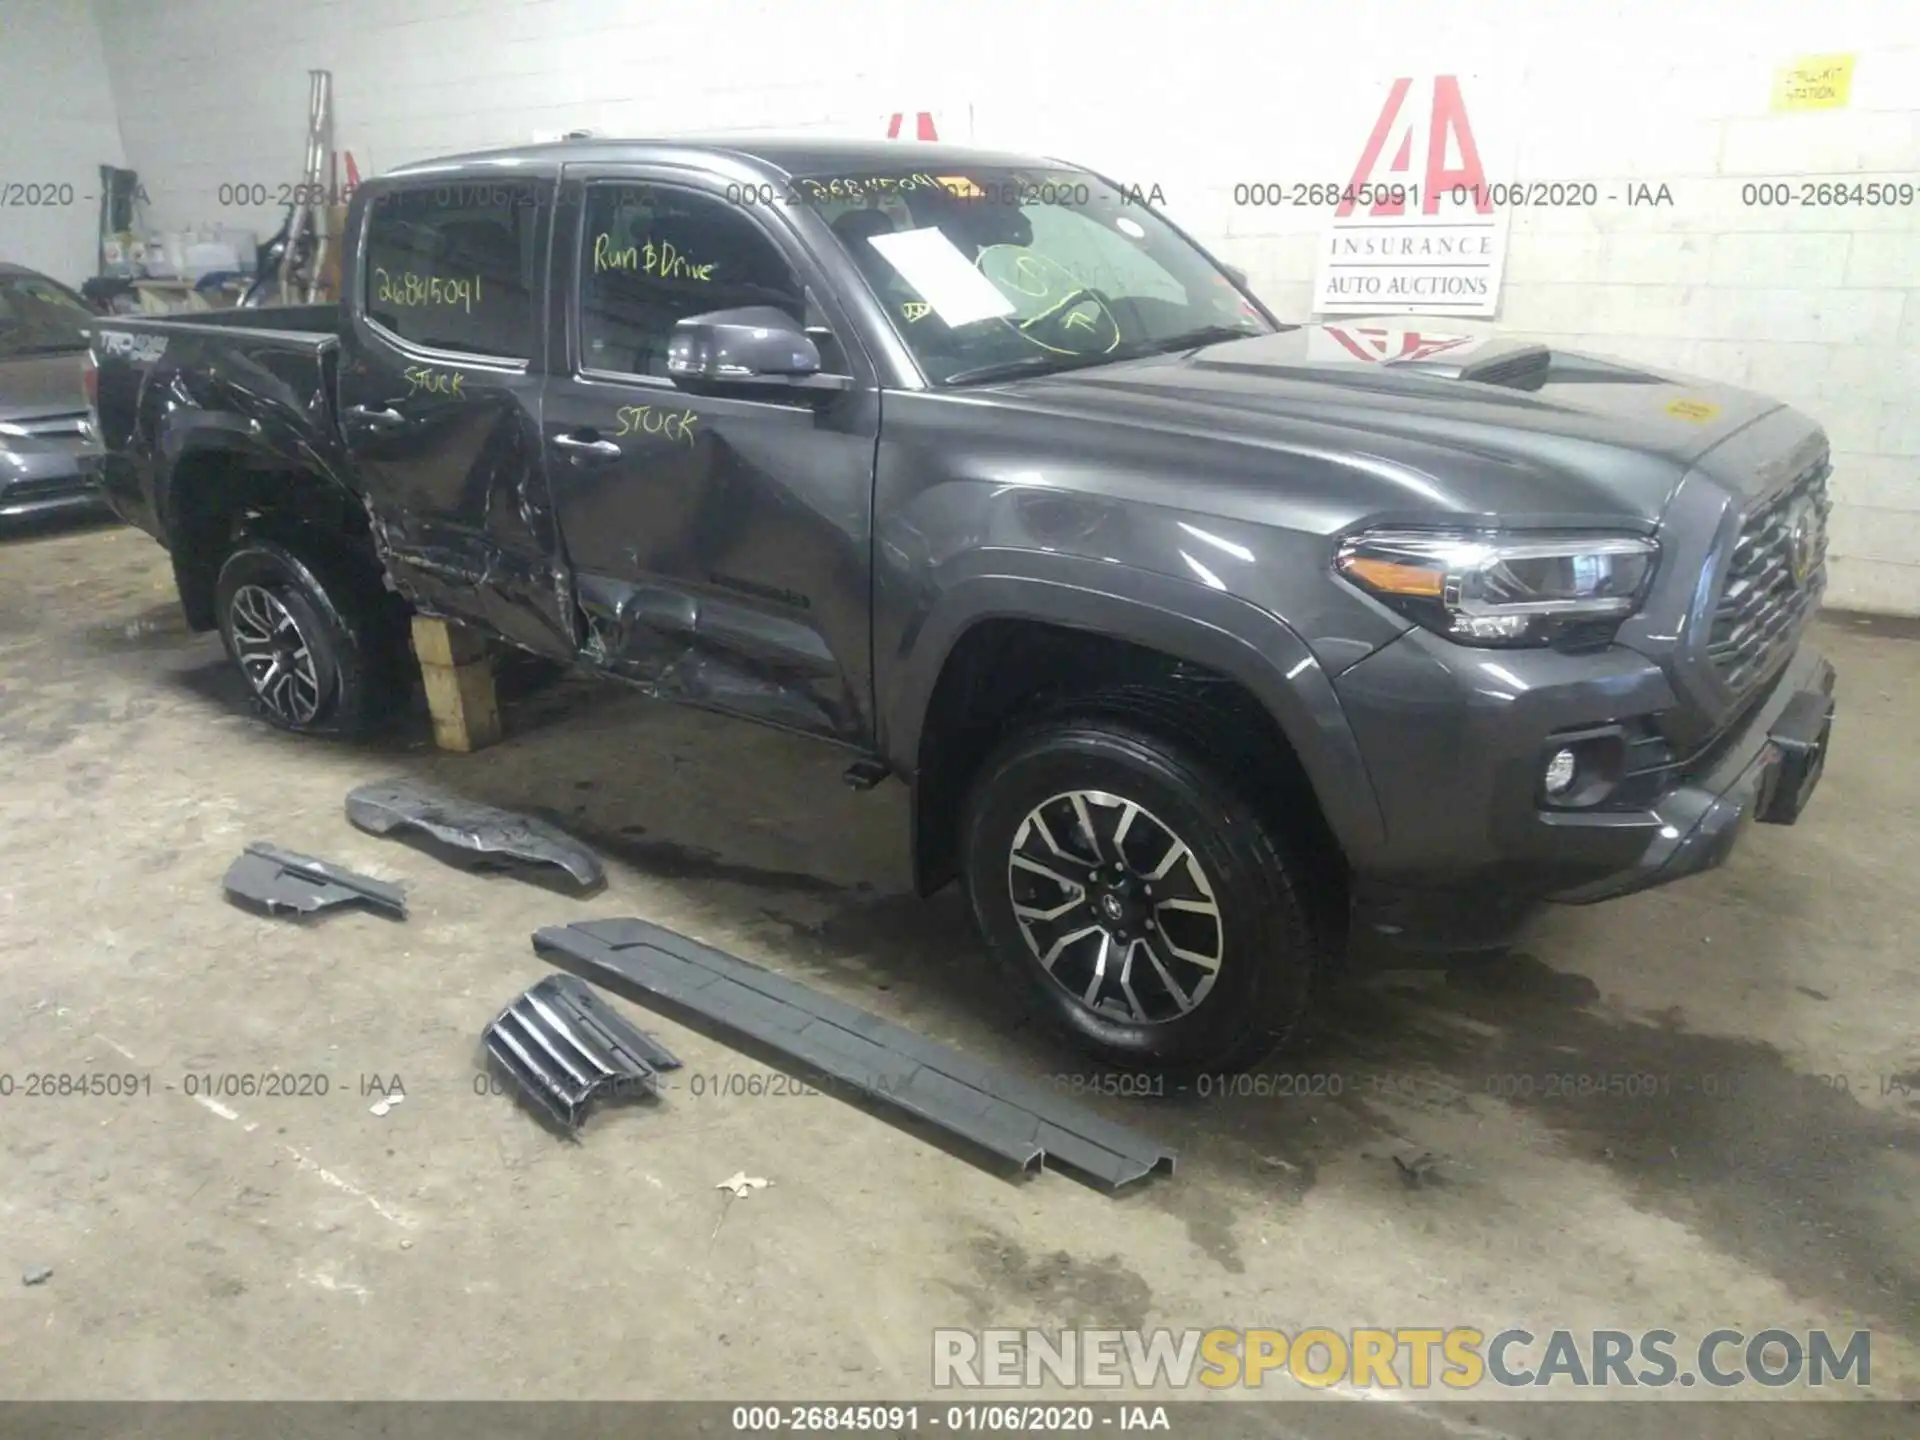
[573,569,859,740]
[533,918,1178,1189]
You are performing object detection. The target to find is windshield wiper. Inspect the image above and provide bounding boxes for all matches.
[1144,323,1279,354]
[939,351,1125,386]
[941,325,1278,387]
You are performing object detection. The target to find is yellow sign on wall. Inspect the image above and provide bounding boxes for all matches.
[1772,54,1855,111]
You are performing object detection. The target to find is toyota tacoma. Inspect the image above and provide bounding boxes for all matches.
[87,137,1837,1073]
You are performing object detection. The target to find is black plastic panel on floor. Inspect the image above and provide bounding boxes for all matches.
[484,972,682,1131]
[346,779,605,890]
[223,842,408,919]
[532,917,1177,1189]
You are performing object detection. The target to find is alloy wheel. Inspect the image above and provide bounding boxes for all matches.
[229,583,324,725]
[1006,789,1224,1024]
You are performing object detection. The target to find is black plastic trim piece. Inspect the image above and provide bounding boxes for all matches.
[346,779,605,890]
[484,972,681,1131]
[223,842,408,919]
[1756,688,1835,825]
[533,918,1177,1189]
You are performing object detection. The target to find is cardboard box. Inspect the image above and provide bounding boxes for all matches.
[318,205,349,299]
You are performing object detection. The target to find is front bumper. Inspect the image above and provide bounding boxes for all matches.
[1334,625,1836,954]
[1546,643,1834,902]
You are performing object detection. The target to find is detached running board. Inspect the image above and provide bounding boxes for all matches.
[533,918,1177,1189]
[485,972,681,1131]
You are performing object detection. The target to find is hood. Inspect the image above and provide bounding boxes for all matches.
[993,322,1789,523]
[0,348,91,425]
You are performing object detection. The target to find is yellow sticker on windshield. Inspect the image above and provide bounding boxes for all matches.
[1666,398,1721,423]
[936,175,985,198]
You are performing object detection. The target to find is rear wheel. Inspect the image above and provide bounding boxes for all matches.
[214,536,407,736]
[961,714,1319,1075]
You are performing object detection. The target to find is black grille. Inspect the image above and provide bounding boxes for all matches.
[1706,460,1830,694]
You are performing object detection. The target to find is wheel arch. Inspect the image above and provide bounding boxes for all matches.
[885,558,1388,897]
[159,424,371,631]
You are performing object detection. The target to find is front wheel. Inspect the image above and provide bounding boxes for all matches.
[214,537,407,736]
[960,716,1318,1076]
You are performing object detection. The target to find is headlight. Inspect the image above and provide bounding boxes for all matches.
[1335,528,1658,648]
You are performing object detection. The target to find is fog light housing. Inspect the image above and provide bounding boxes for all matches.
[1537,728,1635,809]
[1544,747,1579,796]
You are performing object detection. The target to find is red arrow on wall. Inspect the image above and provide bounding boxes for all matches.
[1322,325,1476,363]
[885,112,939,141]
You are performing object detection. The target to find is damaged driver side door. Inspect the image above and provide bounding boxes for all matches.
[540,169,880,744]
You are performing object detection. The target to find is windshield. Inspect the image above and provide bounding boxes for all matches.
[0,272,92,356]
[796,168,1277,385]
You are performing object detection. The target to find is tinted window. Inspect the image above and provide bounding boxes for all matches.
[0,271,91,356]
[579,183,806,379]
[362,182,540,359]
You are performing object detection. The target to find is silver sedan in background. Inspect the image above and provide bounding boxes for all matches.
[1,263,108,522]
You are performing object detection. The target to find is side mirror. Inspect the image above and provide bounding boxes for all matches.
[1221,263,1250,290]
[667,307,849,391]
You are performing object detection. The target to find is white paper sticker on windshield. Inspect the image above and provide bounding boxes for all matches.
[865,227,1017,328]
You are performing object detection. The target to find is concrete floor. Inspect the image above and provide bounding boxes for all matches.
[1,518,1915,1433]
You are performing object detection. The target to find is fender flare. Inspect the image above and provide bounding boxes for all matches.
[882,552,1389,863]
[155,414,360,630]
[156,412,354,541]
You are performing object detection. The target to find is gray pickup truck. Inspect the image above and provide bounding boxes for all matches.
[88,136,1837,1073]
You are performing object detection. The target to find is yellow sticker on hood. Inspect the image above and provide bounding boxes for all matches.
[1667,398,1721,423]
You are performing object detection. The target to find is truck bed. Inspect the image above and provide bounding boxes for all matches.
[89,303,350,541]
[90,302,342,343]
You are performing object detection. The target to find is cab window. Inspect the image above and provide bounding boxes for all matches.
[578,182,812,380]
[361,181,540,360]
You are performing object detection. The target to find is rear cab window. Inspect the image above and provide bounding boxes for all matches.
[361,180,543,361]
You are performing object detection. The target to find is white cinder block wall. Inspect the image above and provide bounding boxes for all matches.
[0,0,126,285]
[72,0,1920,611]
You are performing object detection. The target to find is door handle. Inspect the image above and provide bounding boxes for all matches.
[346,405,404,427]
[553,432,622,463]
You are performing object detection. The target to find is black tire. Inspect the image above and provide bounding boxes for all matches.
[213,536,408,736]
[961,714,1318,1076]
